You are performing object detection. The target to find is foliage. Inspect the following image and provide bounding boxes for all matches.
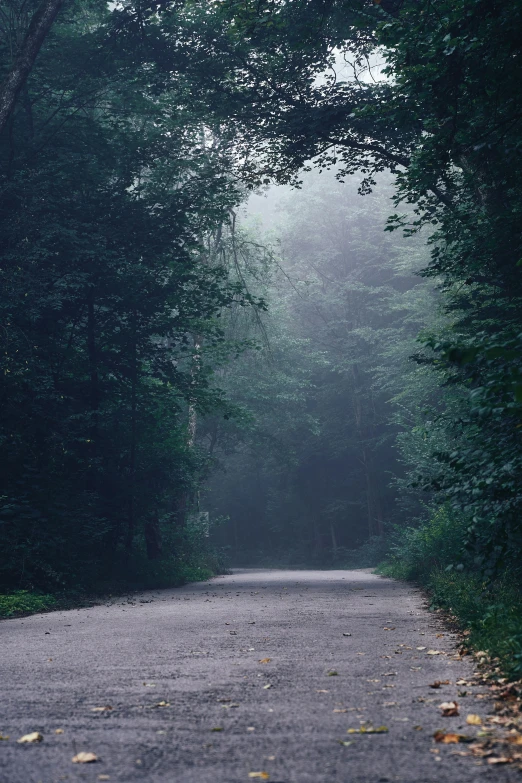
[0,590,56,618]
[0,0,259,589]
[379,507,522,678]
[197,0,522,573]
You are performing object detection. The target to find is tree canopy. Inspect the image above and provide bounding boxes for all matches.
[1,0,521,589]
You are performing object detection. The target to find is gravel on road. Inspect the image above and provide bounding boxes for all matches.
[0,569,517,783]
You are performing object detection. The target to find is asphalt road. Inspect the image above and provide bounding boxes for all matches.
[0,569,517,783]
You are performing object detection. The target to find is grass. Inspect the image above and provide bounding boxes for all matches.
[0,590,57,618]
[378,507,522,679]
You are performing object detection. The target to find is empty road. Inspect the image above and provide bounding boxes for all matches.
[0,569,516,782]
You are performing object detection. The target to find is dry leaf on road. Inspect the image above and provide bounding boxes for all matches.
[248,773,270,780]
[0,735,9,741]
[466,714,482,725]
[487,757,513,765]
[427,650,443,656]
[439,701,459,717]
[55,729,64,734]
[258,658,271,664]
[429,680,450,688]
[434,731,472,744]
[72,752,98,763]
[91,706,112,712]
[347,726,388,734]
[17,732,43,744]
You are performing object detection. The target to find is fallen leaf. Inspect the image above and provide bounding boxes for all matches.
[211,727,223,732]
[333,709,347,713]
[263,684,271,690]
[98,776,110,781]
[466,714,482,726]
[342,633,352,637]
[429,680,450,689]
[383,702,397,707]
[248,773,270,780]
[383,627,396,631]
[17,732,43,744]
[507,735,522,746]
[434,731,472,744]
[247,727,255,731]
[347,726,388,734]
[439,701,459,717]
[382,672,397,677]
[338,740,353,746]
[154,701,170,707]
[367,679,381,683]
[258,658,271,664]
[222,703,239,709]
[248,622,256,625]
[327,670,339,676]
[414,725,423,731]
[55,728,64,735]
[91,706,113,712]
[72,752,98,763]
[316,689,329,693]
[0,735,9,741]
[416,646,427,651]
[143,683,156,687]
[487,757,512,765]
[427,650,443,656]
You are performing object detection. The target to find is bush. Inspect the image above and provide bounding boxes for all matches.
[378,507,469,581]
[0,590,56,618]
[378,507,522,678]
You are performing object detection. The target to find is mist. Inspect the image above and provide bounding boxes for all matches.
[203,170,438,566]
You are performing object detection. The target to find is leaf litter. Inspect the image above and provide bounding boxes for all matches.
[72,752,98,763]
[17,732,43,743]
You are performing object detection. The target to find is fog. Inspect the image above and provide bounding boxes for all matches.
[203,169,437,566]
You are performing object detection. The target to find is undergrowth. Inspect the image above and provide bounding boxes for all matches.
[0,590,57,618]
[0,534,227,619]
[378,507,522,678]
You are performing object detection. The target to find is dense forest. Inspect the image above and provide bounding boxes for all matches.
[1,0,522,661]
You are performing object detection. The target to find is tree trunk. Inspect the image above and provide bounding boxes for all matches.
[0,0,66,136]
[145,512,162,560]
[126,310,138,554]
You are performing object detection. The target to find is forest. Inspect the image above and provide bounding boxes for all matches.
[1,0,522,670]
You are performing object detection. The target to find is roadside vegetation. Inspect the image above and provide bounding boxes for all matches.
[378,508,522,679]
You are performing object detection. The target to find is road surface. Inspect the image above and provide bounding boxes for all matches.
[0,569,516,782]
